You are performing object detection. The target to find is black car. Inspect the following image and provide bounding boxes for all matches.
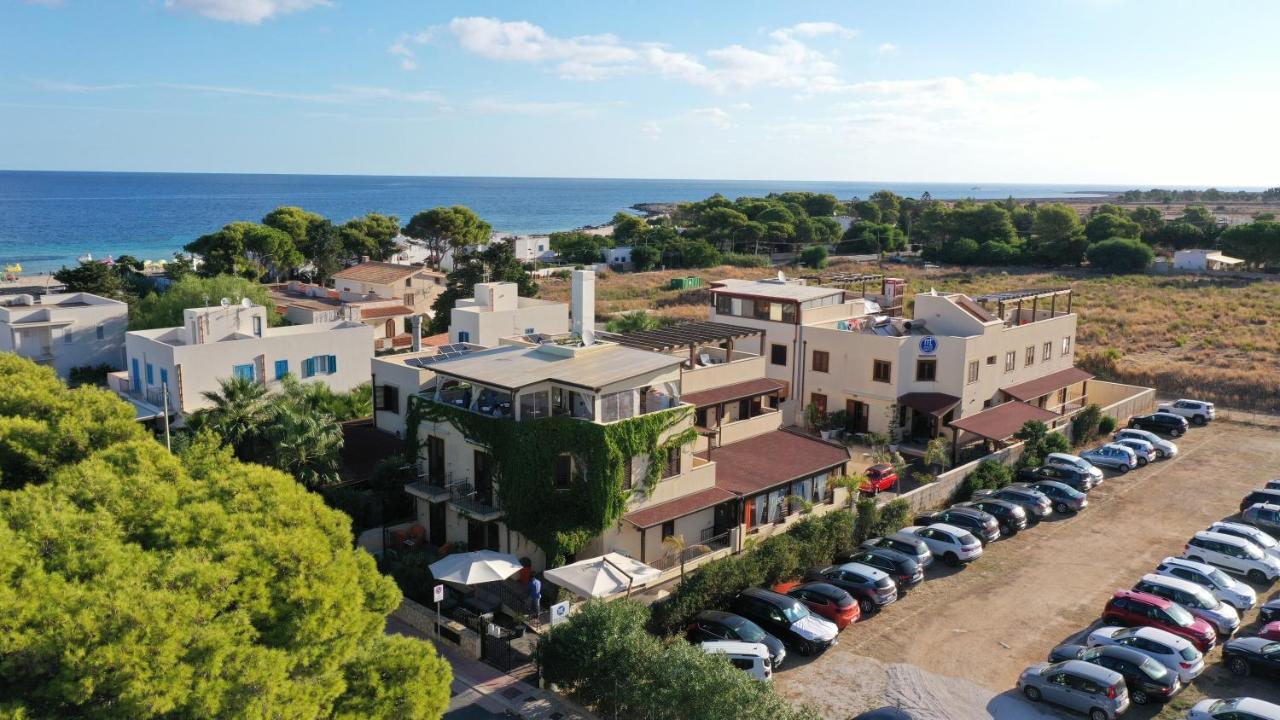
[1239,488,1280,513]
[914,507,1000,544]
[836,547,924,591]
[956,498,1027,536]
[1223,635,1280,677]
[729,588,838,656]
[852,710,914,720]
[1047,644,1180,705]
[807,563,898,613]
[1016,465,1094,493]
[1128,412,1188,437]
[685,610,787,668]
[977,486,1052,524]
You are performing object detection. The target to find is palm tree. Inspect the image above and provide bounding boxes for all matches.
[606,311,661,334]
[192,376,272,460]
[662,534,711,579]
[267,404,343,487]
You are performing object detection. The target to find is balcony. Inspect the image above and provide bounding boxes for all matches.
[446,481,503,522]
[406,479,451,503]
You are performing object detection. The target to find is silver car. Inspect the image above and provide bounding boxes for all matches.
[861,531,933,569]
[1046,452,1104,483]
[1188,697,1280,720]
[1087,625,1204,683]
[1079,443,1138,473]
[1114,428,1178,459]
[1018,659,1129,720]
[1155,556,1256,612]
[1113,437,1155,466]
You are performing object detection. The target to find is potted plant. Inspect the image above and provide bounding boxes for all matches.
[819,409,848,441]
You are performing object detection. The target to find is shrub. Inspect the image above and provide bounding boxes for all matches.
[631,244,661,271]
[799,245,830,269]
[1098,415,1117,436]
[1085,237,1155,273]
[960,459,1012,499]
[67,363,113,388]
[979,240,1022,265]
[750,533,803,586]
[869,499,912,537]
[940,237,981,264]
[1071,404,1104,445]
[853,498,880,544]
[722,252,771,268]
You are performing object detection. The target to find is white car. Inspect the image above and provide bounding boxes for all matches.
[1155,556,1256,611]
[1113,428,1178,459]
[1188,697,1280,720]
[1087,625,1204,683]
[1112,437,1155,466]
[1209,521,1280,563]
[902,523,983,566]
[1045,452,1104,483]
[1158,398,1215,425]
[1079,444,1137,473]
[1184,531,1280,584]
[1133,573,1241,637]
[700,640,773,681]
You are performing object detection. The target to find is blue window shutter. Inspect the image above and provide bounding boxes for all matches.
[327,355,337,374]
[275,359,289,379]
[160,368,168,388]
[130,358,140,388]
[233,364,255,381]
[302,358,315,378]
[145,363,154,385]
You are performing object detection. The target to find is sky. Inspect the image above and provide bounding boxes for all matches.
[1,0,1277,185]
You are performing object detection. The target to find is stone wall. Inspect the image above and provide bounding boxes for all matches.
[393,597,483,659]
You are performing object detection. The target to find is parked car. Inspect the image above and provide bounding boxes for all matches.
[1047,644,1181,705]
[851,710,915,720]
[1188,697,1280,720]
[1132,573,1241,637]
[699,641,773,681]
[1046,452,1105,483]
[1261,597,1280,623]
[837,547,924,592]
[901,523,983,566]
[1017,465,1096,493]
[1154,557,1257,612]
[1259,621,1280,642]
[1210,520,1280,562]
[955,497,1028,536]
[975,485,1053,524]
[1113,437,1156,466]
[781,582,859,630]
[1114,428,1178,459]
[1017,659,1129,720]
[1240,502,1280,536]
[1222,636,1280,678]
[1079,444,1138,474]
[1017,480,1088,514]
[1265,479,1280,492]
[730,588,838,656]
[1184,531,1280,584]
[1157,398,1215,425]
[806,563,898,614]
[914,507,1000,544]
[861,531,933,569]
[686,610,786,669]
[1099,589,1217,652]
[1087,625,1205,683]
[1128,412,1188,437]
[1239,490,1280,514]
[861,463,899,495]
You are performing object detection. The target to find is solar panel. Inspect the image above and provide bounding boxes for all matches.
[403,342,481,367]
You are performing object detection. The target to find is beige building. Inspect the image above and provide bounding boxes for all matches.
[268,280,418,352]
[330,261,445,317]
[0,291,127,378]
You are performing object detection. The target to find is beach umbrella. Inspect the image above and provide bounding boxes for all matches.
[429,550,523,585]
[543,552,661,599]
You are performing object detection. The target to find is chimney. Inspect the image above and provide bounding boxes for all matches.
[411,315,422,352]
[571,269,595,345]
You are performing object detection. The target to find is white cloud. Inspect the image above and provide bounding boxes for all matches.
[469,98,601,116]
[163,0,329,24]
[769,22,857,41]
[388,40,418,70]
[690,107,734,129]
[877,42,897,54]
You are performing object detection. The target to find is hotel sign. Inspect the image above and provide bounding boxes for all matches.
[918,336,938,355]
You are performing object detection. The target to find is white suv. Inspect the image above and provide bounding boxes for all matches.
[1157,399,1215,425]
[1184,531,1280,584]
[1155,556,1256,611]
[903,523,983,566]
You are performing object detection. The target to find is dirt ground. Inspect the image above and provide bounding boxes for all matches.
[774,420,1280,719]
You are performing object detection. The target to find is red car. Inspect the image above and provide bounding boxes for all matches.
[1260,620,1280,641]
[861,464,899,495]
[773,581,859,629]
[1101,589,1217,652]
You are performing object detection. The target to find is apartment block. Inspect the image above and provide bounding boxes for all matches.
[0,292,127,377]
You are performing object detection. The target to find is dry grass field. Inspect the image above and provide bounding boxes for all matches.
[540,260,1280,413]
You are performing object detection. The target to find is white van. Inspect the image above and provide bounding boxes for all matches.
[1184,531,1280,584]
[700,641,773,681]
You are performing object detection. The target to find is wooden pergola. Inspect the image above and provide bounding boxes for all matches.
[597,321,765,367]
[972,287,1073,325]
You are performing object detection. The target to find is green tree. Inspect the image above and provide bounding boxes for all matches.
[130,275,277,330]
[1128,206,1164,238]
[0,357,451,718]
[1178,205,1221,238]
[341,212,402,260]
[53,260,136,303]
[427,241,537,334]
[263,205,326,246]
[1151,220,1206,250]
[301,219,347,283]
[162,252,197,282]
[1084,213,1143,244]
[610,212,649,244]
[549,231,610,264]
[799,245,829,269]
[869,190,902,225]
[960,459,1012,499]
[949,203,1016,245]
[631,244,662,271]
[1218,221,1280,268]
[850,200,881,223]
[606,311,661,333]
[1085,237,1155,273]
[403,206,493,270]
[1029,203,1087,265]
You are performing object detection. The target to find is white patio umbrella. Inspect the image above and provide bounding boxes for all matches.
[429,550,524,585]
[543,552,661,599]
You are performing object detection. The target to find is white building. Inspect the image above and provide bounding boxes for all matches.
[330,261,445,317]
[0,292,127,377]
[1172,249,1245,272]
[449,281,569,346]
[602,246,633,268]
[110,300,372,418]
[267,280,420,353]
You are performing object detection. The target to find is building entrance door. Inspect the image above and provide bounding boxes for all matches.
[846,400,869,433]
[428,501,446,546]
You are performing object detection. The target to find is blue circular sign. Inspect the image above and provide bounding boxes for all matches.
[919,336,938,354]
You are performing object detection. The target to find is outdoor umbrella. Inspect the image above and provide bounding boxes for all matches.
[429,550,524,585]
[543,552,661,599]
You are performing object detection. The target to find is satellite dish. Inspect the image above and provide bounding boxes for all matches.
[241,297,252,308]
[220,297,231,307]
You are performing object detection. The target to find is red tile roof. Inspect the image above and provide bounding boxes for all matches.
[682,378,785,408]
[422,332,451,347]
[707,430,851,496]
[332,261,420,285]
[623,487,736,528]
[947,402,1059,441]
[898,392,960,417]
[1001,367,1094,402]
[359,305,414,319]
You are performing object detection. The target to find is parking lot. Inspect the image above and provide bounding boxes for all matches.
[774,420,1280,719]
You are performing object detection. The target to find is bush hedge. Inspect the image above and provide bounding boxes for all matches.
[1071,404,1105,446]
[960,459,1013,499]
[1098,415,1117,436]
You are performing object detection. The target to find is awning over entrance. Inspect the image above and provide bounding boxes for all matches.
[898,392,961,417]
[623,487,736,529]
[948,402,1059,442]
[1001,367,1094,402]
[682,378,785,408]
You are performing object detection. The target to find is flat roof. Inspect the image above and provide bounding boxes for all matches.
[598,321,762,353]
[706,429,850,496]
[710,278,844,302]
[428,342,682,391]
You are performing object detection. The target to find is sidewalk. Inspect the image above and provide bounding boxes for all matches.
[386,615,596,720]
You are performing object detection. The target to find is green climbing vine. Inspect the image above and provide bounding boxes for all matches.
[408,394,695,563]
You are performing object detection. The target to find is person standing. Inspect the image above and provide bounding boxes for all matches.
[528,575,542,616]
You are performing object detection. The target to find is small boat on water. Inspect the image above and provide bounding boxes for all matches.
[77,252,93,263]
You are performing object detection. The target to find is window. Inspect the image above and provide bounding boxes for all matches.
[661,520,675,540]
[1004,351,1016,372]
[810,393,827,416]
[715,294,732,315]
[145,363,154,385]
[623,457,634,491]
[252,315,263,337]
[986,355,996,365]
[663,445,681,479]
[1025,345,1035,366]
[916,359,936,382]
[770,344,787,366]
[63,329,73,344]
[872,360,892,383]
[304,355,337,376]
[274,359,289,380]
[812,350,830,373]
[520,390,550,420]
[554,454,573,488]
[967,360,979,384]
[96,324,105,340]
[781,304,797,323]
[458,330,471,343]
[159,368,168,390]
[600,390,635,422]
[233,363,255,381]
[1043,341,1052,361]
[376,384,400,414]
[302,357,316,378]
[1062,336,1071,356]
[753,300,772,320]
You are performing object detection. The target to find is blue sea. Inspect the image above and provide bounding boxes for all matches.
[0,171,1130,273]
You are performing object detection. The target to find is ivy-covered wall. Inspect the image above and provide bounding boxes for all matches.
[405,395,697,564]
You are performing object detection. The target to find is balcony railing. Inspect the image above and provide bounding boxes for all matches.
[446,481,503,520]
[651,531,732,572]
